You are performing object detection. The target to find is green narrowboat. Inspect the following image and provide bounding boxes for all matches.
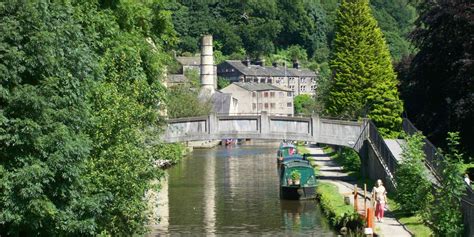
[279,159,317,200]
[277,143,298,163]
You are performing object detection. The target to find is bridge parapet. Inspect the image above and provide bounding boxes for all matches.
[163,113,364,147]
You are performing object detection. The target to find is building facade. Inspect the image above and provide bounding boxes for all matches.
[220,83,294,116]
[217,60,317,96]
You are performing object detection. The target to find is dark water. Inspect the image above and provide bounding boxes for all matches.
[151,145,335,236]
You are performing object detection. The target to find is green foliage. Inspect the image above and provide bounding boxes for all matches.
[400,0,474,160]
[293,94,317,115]
[325,0,403,138]
[290,170,302,180]
[167,85,212,119]
[217,77,231,90]
[428,132,465,236]
[0,1,183,235]
[316,183,364,229]
[395,132,433,216]
[0,2,98,235]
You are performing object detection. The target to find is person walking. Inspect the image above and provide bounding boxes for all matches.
[372,179,387,223]
[465,173,471,186]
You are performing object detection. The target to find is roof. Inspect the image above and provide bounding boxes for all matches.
[232,82,292,92]
[283,159,311,168]
[167,74,188,83]
[176,56,200,66]
[222,60,316,77]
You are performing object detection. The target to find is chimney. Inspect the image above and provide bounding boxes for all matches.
[272,62,278,67]
[243,58,251,67]
[256,58,265,67]
[200,35,215,95]
[293,59,300,69]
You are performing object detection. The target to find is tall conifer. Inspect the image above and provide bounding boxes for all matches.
[326,0,403,137]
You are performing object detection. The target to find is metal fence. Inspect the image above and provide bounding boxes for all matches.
[367,121,399,176]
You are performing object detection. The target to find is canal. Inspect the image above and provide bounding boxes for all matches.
[150,145,335,236]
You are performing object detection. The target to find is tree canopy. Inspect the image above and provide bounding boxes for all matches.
[325,0,403,137]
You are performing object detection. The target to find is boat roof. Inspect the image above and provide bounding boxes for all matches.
[279,143,296,149]
[282,159,311,168]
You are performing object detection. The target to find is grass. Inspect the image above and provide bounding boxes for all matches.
[387,198,434,237]
[321,145,434,237]
[316,182,364,230]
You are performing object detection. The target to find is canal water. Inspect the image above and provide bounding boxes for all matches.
[150,145,335,236]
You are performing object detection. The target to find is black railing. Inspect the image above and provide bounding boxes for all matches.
[368,121,399,175]
[402,119,443,182]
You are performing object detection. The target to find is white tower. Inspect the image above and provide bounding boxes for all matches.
[200,35,216,96]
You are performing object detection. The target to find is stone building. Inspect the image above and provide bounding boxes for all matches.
[217,60,317,96]
[220,82,294,116]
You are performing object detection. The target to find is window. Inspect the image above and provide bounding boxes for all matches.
[300,86,306,92]
[289,85,294,90]
[245,78,251,82]
[311,85,316,90]
[311,78,317,84]
[258,103,262,110]
[300,77,307,83]
[270,92,275,98]
[252,103,256,110]
[267,78,273,83]
[231,69,235,72]
[287,92,292,97]
[253,78,259,83]
[287,102,292,107]
[264,92,269,97]
[260,78,266,83]
[264,103,269,109]
[252,92,257,97]
[279,103,284,109]
[279,92,284,97]
[289,78,295,84]
[271,103,276,109]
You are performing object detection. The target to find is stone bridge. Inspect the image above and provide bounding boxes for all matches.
[162,113,365,148]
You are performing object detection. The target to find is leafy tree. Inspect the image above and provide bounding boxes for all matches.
[0,2,98,235]
[400,0,474,160]
[294,94,317,115]
[429,132,465,236]
[395,132,433,216]
[325,0,403,137]
[167,85,212,118]
[217,77,231,90]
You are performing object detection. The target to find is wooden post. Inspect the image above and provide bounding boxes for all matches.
[367,207,374,228]
[354,184,358,212]
[364,184,367,216]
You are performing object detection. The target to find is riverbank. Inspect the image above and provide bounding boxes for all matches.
[306,146,412,237]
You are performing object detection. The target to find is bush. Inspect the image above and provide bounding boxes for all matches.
[395,132,433,215]
[428,132,465,236]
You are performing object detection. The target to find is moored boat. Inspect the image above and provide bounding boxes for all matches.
[279,159,317,200]
[276,143,298,163]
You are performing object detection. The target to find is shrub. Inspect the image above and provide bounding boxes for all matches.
[395,132,433,215]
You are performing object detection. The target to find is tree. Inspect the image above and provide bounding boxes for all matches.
[325,0,403,137]
[294,94,317,115]
[429,132,465,236]
[395,132,433,216]
[0,2,97,235]
[400,0,474,160]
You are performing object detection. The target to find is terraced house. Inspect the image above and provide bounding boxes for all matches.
[217,59,318,96]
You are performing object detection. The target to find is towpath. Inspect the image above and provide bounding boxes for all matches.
[306,146,411,237]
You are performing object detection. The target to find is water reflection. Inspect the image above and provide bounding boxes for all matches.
[151,145,334,236]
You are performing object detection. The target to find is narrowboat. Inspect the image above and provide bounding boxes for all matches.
[277,143,298,163]
[279,159,317,200]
